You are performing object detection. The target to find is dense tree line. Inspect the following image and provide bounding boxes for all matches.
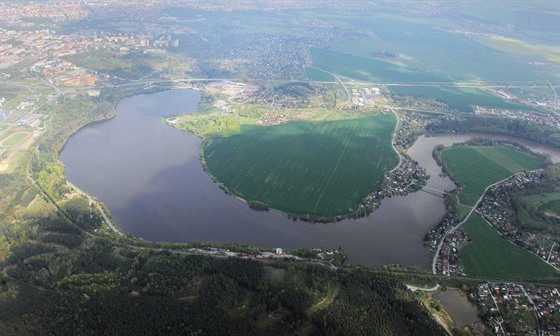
[426,116,560,149]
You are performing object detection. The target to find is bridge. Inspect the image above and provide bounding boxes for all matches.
[419,186,450,198]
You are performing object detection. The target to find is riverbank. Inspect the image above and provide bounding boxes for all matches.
[59,88,560,270]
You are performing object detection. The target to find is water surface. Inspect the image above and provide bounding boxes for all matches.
[434,289,480,327]
[59,89,559,268]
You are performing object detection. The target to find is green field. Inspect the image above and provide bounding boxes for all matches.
[518,206,550,232]
[519,192,560,231]
[460,213,557,279]
[522,192,560,217]
[310,48,451,83]
[203,114,399,218]
[67,50,155,80]
[539,200,560,217]
[442,146,542,206]
[305,67,336,82]
[390,86,524,113]
[326,17,541,82]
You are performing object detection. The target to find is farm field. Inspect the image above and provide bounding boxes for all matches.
[442,146,543,206]
[203,114,399,218]
[310,48,451,84]
[389,86,524,113]
[319,16,541,82]
[459,213,557,279]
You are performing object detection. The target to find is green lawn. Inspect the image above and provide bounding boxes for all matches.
[460,213,557,279]
[442,146,542,206]
[203,114,399,218]
[522,192,560,208]
[518,192,560,232]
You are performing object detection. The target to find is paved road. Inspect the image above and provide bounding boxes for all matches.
[66,181,124,237]
[331,73,351,104]
[389,110,403,173]
[431,173,530,275]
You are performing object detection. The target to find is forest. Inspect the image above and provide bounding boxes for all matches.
[426,115,560,149]
[0,240,446,336]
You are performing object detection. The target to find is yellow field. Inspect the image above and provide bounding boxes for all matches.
[479,35,560,63]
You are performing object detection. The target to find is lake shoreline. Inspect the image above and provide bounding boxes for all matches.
[193,113,404,223]
[59,89,560,269]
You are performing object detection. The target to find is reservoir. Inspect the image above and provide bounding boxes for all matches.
[59,89,560,268]
[433,289,480,327]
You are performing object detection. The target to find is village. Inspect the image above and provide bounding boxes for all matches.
[426,169,560,279]
[360,155,429,213]
[477,171,560,269]
[425,213,470,277]
[393,111,435,149]
[492,87,560,113]
[436,227,470,277]
[473,282,560,335]
[474,105,560,129]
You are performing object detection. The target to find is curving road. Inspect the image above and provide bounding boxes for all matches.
[66,181,124,237]
[431,173,531,275]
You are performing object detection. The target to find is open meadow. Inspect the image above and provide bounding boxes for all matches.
[460,213,557,279]
[203,114,399,218]
[518,192,560,233]
[310,48,451,84]
[521,192,560,218]
[389,86,524,113]
[442,146,543,206]
[519,206,553,233]
[305,67,336,82]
